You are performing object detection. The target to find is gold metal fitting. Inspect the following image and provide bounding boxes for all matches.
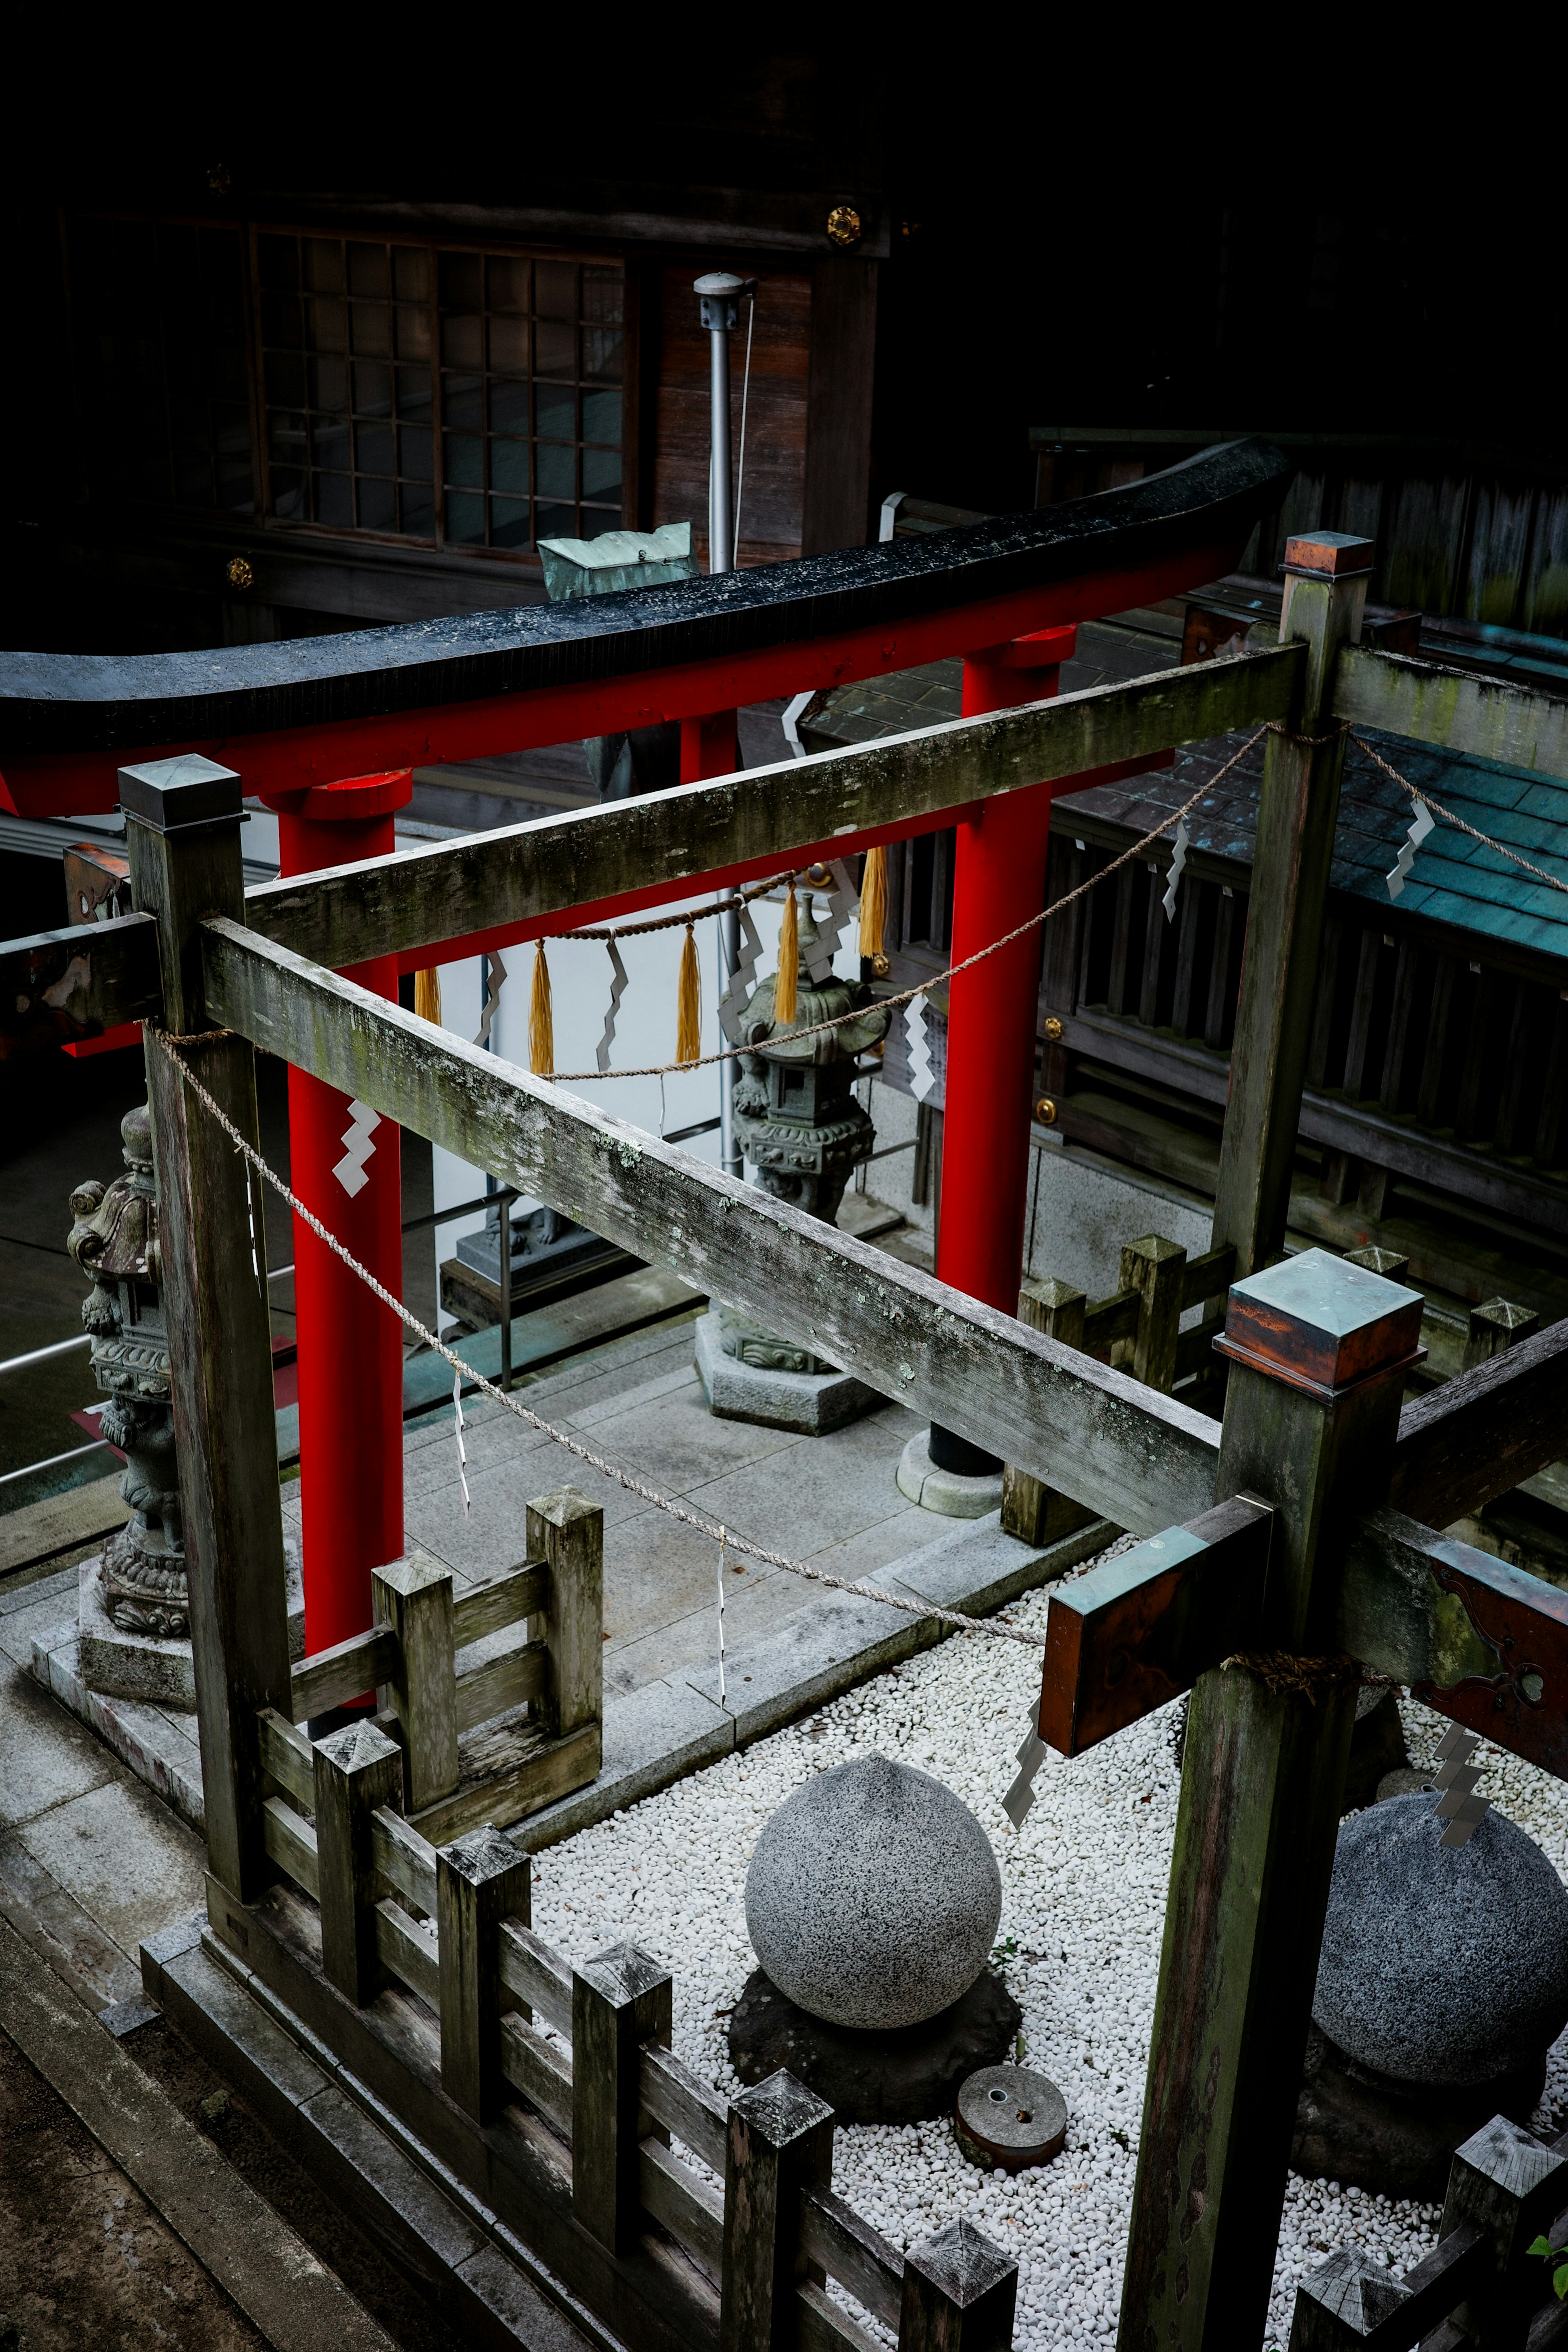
[1043,1015,1064,1042]
[826,205,862,247]
[226,556,254,591]
[870,952,891,978]
[1035,1096,1058,1125]
[207,165,231,193]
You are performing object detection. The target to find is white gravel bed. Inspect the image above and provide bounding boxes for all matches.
[529,1539,1568,2349]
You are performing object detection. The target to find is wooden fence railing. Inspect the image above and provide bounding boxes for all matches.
[251,1558,1019,2352]
[1291,2112,1568,2349]
[1001,1237,1235,1545]
[286,1488,603,1847]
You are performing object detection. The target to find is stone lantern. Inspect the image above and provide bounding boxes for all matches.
[695,898,891,1432]
[67,1104,187,1648]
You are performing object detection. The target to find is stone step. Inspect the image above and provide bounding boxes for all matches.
[143,1915,620,2352]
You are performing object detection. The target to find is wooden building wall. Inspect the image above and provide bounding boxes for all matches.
[650,266,813,566]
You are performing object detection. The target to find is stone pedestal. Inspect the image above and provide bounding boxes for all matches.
[693,1311,883,1436]
[77,1530,306,1708]
[897,1432,1004,1519]
[728,1967,1022,2125]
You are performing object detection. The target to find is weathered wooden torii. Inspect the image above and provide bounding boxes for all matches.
[8,480,1568,2347]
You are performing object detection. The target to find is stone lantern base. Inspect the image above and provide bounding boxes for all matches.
[693,1312,884,1437]
[76,1532,307,1709]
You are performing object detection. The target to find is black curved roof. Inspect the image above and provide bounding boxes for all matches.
[0,438,1293,758]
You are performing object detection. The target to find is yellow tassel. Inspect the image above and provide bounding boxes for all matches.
[775,884,799,1025]
[676,922,702,1064]
[858,845,887,961]
[529,941,555,1076]
[414,967,443,1026]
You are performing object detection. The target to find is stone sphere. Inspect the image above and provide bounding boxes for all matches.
[744,1753,1002,2030]
[1313,1793,1568,2085]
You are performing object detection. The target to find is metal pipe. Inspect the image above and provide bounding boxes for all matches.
[0,1438,111,1486]
[0,1333,90,1378]
[499,1187,512,1393]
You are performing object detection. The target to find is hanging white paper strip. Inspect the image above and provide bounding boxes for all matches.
[473,949,508,1049]
[596,939,629,1073]
[1385,800,1435,900]
[1162,817,1190,924]
[717,901,764,1045]
[332,1101,379,1197]
[906,993,937,1103]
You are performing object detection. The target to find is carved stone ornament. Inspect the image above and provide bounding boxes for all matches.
[719,899,889,1373]
[67,1103,188,1637]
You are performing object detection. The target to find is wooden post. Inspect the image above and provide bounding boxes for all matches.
[719,2071,835,2352]
[1463,1297,1539,1372]
[125,754,293,1904]
[1210,534,1373,1282]
[1343,1243,1410,1283]
[1121,1235,1187,1393]
[1001,1278,1097,1546]
[1118,1249,1424,2351]
[899,2219,1019,2351]
[526,1489,603,1740]
[373,1553,459,1811]
[437,1823,530,2123]
[571,1942,673,2256]
[313,1719,403,2005]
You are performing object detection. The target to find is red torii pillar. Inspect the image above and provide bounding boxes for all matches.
[258,769,412,1704]
[930,626,1076,1477]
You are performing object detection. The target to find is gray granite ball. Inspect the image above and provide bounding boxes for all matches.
[1313,1793,1568,2085]
[744,1753,1002,2029]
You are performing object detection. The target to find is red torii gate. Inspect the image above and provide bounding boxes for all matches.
[0,443,1291,1666]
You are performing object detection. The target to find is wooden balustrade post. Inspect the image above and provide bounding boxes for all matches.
[313,1719,404,2005]
[1463,1297,1540,1372]
[1001,1278,1097,1546]
[526,1489,603,1740]
[437,1824,530,2123]
[1119,1250,1424,2351]
[899,2219,1019,2351]
[1210,533,1373,1284]
[373,1554,458,1811]
[125,755,293,1904]
[1122,1235,1187,1393]
[572,1943,673,2255]
[1430,2114,1568,2343]
[719,2072,835,2352]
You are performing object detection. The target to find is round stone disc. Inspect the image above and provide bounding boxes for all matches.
[955,2064,1067,2172]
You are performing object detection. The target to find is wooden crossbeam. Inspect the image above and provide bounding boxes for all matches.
[199,915,1223,1533]
[1,910,161,1055]
[1388,1316,1568,1528]
[1339,1505,1568,1778]
[1334,644,1568,779]
[240,646,1302,975]
[1037,1495,1272,1754]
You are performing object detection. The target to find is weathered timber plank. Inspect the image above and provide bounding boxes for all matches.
[373,1898,440,2006]
[261,1796,318,1899]
[451,1562,548,1648]
[796,2278,884,2352]
[1390,1318,1568,1527]
[289,1626,399,1725]
[1339,1506,1568,1778]
[499,2013,573,2136]
[640,2141,723,2278]
[370,1807,438,1917]
[497,1918,573,2037]
[1038,1495,1272,1755]
[639,2047,727,2178]
[256,1706,313,1810]
[241,647,1302,973]
[202,920,1221,1533]
[0,912,162,1056]
[407,1720,601,1848]
[1334,644,1568,779]
[453,1637,546,1734]
[799,2185,904,2332]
